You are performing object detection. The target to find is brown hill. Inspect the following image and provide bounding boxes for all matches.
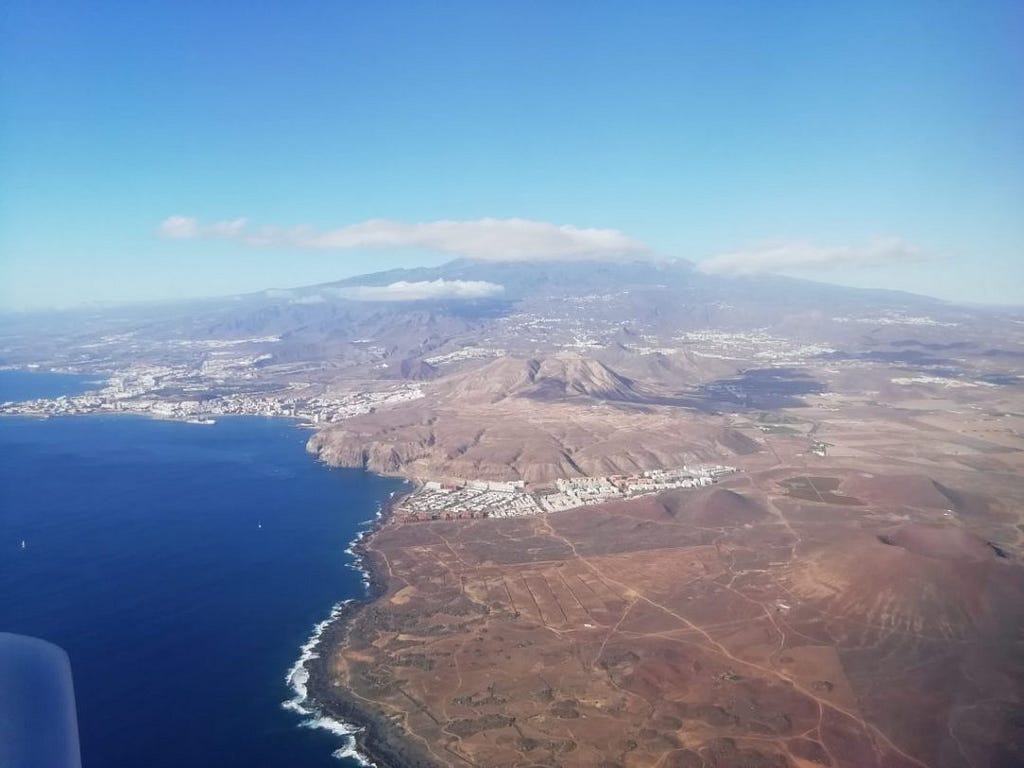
[876,523,1001,562]
[596,348,739,389]
[791,527,1023,640]
[398,357,439,380]
[659,487,769,526]
[840,473,989,514]
[439,353,643,404]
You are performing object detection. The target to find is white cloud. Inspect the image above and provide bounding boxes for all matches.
[158,215,200,239]
[333,279,504,301]
[697,237,926,275]
[158,216,648,261]
[158,216,247,240]
[206,218,248,238]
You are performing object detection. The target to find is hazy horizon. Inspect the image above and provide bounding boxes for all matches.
[2,255,1022,317]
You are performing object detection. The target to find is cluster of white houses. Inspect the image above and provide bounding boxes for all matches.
[402,480,540,520]
[398,465,737,521]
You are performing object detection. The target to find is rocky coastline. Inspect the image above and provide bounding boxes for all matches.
[302,489,441,768]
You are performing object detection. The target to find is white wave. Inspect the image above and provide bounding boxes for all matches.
[281,601,378,765]
[304,715,358,737]
[333,741,377,767]
[343,501,387,593]
[283,601,347,712]
[281,499,393,765]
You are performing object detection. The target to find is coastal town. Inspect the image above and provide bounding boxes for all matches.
[396,464,738,521]
[0,367,425,425]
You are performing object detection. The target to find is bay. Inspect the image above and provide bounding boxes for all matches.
[0,371,401,767]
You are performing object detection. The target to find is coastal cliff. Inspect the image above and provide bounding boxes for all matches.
[301,352,765,483]
[305,406,761,485]
[306,431,414,474]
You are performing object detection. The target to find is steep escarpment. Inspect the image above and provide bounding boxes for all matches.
[306,397,762,483]
[305,352,769,482]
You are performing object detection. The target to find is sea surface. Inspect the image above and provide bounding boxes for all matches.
[0,370,403,767]
[0,369,100,402]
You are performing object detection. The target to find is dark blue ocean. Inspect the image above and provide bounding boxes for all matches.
[0,371,403,767]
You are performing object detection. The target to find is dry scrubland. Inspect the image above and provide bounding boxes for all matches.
[315,353,1024,768]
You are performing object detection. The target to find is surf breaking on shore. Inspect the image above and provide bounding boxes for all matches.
[282,600,375,766]
[282,496,396,766]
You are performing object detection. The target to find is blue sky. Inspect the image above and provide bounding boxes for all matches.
[2,1,1022,309]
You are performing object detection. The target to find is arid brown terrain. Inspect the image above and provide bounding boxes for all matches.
[306,354,756,483]
[315,348,1024,768]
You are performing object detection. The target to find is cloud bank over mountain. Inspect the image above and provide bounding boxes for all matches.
[158,216,648,262]
[332,279,504,301]
[698,237,927,275]
[160,215,934,287]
